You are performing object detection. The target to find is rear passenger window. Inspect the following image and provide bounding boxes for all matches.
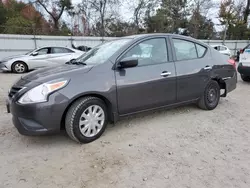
[196,44,206,57]
[173,39,197,60]
[220,46,227,51]
[52,48,73,54]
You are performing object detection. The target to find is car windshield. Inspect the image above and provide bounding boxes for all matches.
[75,39,131,65]
[25,49,35,55]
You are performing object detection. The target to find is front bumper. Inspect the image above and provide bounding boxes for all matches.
[0,62,9,71]
[7,92,70,136]
[238,63,250,76]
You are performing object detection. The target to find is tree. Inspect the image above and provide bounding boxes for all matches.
[36,0,73,30]
[144,0,189,34]
[86,0,119,37]
[3,16,33,34]
[105,18,138,36]
[244,0,250,24]
[0,1,7,31]
[219,0,249,39]
[133,0,146,33]
[188,0,214,39]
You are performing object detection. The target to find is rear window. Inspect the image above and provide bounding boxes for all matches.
[196,44,206,57]
[173,39,207,60]
[220,46,227,51]
[52,47,73,54]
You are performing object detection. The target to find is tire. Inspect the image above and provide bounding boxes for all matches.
[241,74,250,82]
[65,97,108,143]
[198,80,220,110]
[12,61,28,73]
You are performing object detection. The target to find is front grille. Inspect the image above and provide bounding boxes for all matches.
[8,86,23,98]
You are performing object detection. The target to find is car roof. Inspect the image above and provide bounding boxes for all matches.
[36,46,73,49]
[121,33,209,48]
[122,33,192,39]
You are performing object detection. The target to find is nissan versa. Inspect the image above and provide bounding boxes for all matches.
[6,34,237,143]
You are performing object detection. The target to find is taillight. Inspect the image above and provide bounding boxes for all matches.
[240,49,244,53]
[228,59,236,69]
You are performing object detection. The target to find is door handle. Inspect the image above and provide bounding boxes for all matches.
[161,71,171,77]
[204,66,212,70]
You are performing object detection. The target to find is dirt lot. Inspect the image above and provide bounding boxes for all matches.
[0,72,249,188]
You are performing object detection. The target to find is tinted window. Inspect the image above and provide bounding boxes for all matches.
[173,39,197,60]
[122,38,168,66]
[213,46,219,51]
[196,44,206,57]
[36,48,49,55]
[52,47,73,54]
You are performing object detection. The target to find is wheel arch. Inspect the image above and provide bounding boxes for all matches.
[60,93,115,130]
[211,76,226,97]
[11,60,29,72]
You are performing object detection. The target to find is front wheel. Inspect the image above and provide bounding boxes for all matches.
[241,74,250,82]
[65,97,108,143]
[198,80,220,110]
[12,61,28,73]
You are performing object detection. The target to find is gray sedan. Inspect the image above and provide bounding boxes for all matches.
[7,34,237,143]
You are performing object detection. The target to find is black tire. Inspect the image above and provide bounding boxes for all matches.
[241,74,250,82]
[65,97,108,143]
[12,61,28,73]
[198,80,220,110]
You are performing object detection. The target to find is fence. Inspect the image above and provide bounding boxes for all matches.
[0,34,249,59]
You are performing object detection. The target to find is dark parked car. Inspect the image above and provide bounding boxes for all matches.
[72,44,92,52]
[6,34,237,143]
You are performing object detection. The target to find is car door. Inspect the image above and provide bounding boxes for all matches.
[170,37,211,102]
[26,47,51,69]
[115,37,176,115]
[219,46,230,56]
[48,47,74,66]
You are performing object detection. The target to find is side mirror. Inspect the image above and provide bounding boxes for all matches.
[31,52,38,56]
[118,57,138,69]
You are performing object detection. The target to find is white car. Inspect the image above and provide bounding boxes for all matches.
[211,44,231,57]
[0,47,84,73]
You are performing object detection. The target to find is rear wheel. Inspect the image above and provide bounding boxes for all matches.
[241,74,250,82]
[198,80,220,110]
[65,97,108,143]
[12,61,28,73]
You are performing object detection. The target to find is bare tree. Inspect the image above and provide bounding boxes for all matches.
[36,0,73,30]
[189,0,214,38]
[134,0,145,33]
[86,0,119,37]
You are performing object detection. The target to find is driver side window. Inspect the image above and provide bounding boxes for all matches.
[36,48,49,55]
[122,38,168,66]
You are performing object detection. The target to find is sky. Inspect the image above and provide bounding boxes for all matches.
[19,0,222,31]
[70,0,222,31]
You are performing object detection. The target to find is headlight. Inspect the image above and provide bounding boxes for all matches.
[18,79,68,104]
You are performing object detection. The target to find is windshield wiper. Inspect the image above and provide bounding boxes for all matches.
[66,61,87,65]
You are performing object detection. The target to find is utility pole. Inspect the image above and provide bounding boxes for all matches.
[223,21,228,45]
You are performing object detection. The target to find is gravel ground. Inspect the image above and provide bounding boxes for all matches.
[0,72,250,188]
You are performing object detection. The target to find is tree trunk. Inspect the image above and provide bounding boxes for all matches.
[244,0,250,24]
[54,19,59,31]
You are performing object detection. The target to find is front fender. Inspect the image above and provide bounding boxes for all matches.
[2,60,14,70]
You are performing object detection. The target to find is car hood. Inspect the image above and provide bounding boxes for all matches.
[21,64,93,84]
[1,54,27,62]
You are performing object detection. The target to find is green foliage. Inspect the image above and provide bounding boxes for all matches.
[219,0,249,39]
[0,2,7,30]
[3,16,33,34]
